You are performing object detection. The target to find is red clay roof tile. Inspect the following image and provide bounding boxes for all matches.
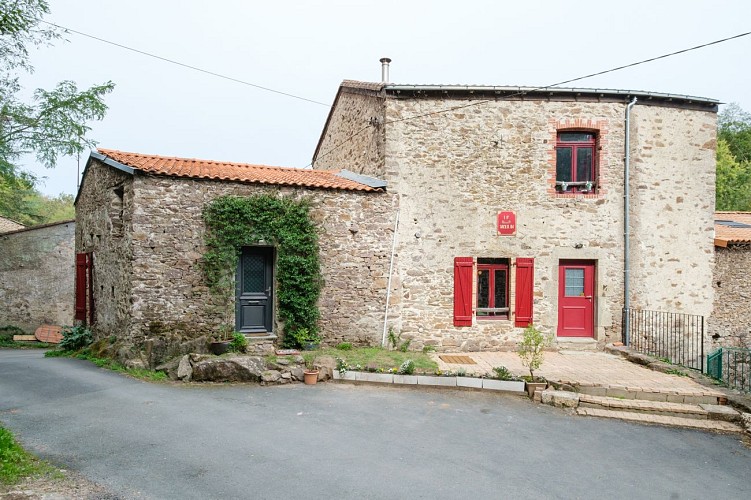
[97,149,380,192]
[715,212,751,247]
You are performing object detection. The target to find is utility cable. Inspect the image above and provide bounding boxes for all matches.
[311,30,751,166]
[42,21,331,107]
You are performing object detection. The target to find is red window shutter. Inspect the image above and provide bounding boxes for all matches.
[75,253,87,321]
[514,258,534,327]
[87,253,95,325]
[453,257,473,327]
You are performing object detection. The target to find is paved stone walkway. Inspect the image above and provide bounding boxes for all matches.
[434,350,724,398]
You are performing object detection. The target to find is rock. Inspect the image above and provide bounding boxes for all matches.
[276,358,291,366]
[314,356,336,380]
[741,413,751,436]
[177,355,192,381]
[124,358,147,370]
[281,372,292,379]
[540,389,580,408]
[191,356,266,382]
[290,367,304,381]
[155,357,182,380]
[293,355,305,364]
[261,370,282,383]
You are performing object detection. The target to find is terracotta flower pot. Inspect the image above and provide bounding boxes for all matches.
[303,370,319,385]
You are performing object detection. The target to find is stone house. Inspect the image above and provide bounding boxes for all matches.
[75,79,718,364]
[313,80,717,351]
[74,149,393,365]
[711,211,751,347]
[0,220,75,332]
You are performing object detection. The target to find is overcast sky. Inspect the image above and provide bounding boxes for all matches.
[18,0,751,196]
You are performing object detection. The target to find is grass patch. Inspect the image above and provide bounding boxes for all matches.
[44,349,167,382]
[0,426,57,485]
[306,346,438,373]
[0,326,54,349]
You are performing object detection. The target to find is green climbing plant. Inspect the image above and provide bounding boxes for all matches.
[202,195,321,348]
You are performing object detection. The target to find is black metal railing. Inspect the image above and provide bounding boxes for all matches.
[707,347,751,393]
[623,308,704,371]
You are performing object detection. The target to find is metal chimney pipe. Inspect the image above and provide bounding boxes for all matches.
[380,57,391,83]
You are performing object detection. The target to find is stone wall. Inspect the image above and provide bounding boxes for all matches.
[314,86,386,178]
[78,169,395,356]
[628,105,716,317]
[711,245,751,347]
[0,221,75,332]
[75,160,134,339]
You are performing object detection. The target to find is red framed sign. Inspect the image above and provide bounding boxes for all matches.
[497,211,516,236]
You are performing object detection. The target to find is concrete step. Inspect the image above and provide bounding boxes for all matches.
[576,407,744,434]
[579,394,741,421]
[556,338,598,351]
[577,385,724,405]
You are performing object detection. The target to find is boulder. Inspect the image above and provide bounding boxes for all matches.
[155,357,182,380]
[176,355,192,381]
[191,356,266,382]
[314,356,336,381]
[540,389,580,408]
[261,370,282,384]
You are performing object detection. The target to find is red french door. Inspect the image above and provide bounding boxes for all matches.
[557,260,595,337]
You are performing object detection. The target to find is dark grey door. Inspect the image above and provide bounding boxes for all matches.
[236,246,273,335]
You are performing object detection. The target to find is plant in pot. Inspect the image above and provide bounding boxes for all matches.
[517,324,551,397]
[209,323,234,355]
[294,327,321,351]
[303,355,319,385]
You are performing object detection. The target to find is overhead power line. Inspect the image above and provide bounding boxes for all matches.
[311,30,751,166]
[42,21,331,107]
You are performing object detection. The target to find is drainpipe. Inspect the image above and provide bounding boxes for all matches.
[623,97,637,346]
[382,208,400,347]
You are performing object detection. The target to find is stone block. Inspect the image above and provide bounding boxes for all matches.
[393,375,418,385]
[176,354,192,381]
[482,379,525,393]
[541,389,580,408]
[700,404,741,422]
[355,372,394,384]
[636,391,668,402]
[417,376,457,387]
[456,377,483,389]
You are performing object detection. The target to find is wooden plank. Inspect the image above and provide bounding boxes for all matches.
[13,335,37,342]
[439,355,477,365]
[35,324,63,344]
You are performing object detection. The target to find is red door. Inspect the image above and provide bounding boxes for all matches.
[557,260,595,337]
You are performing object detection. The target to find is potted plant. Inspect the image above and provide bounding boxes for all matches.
[303,355,319,385]
[209,324,234,355]
[294,327,321,351]
[517,324,551,396]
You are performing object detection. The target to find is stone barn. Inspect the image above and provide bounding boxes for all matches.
[711,212,751,348]
[75,78,718,365]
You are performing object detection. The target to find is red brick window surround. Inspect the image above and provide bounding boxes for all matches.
[547,119,609,198]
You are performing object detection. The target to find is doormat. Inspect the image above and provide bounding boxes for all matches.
[439,355,476,364]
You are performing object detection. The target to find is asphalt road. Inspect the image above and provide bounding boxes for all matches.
[1,349,750,500]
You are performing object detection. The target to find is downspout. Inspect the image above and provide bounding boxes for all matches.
[382,208,400,347]
[623,97,637,345]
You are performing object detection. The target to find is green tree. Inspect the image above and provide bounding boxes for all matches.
[719,103,751,163]
[716,138,751,211]
[0,0,114,222]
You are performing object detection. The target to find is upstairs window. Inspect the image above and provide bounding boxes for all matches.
[476,258,509,319]
[556,132,596,193]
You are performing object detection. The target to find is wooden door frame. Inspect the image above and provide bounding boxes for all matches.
[235,246,274,335]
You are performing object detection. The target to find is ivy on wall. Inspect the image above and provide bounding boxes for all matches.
[202,195,321,346]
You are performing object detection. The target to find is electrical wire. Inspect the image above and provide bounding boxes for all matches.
[311,30,751,166]
[42,21,332,107]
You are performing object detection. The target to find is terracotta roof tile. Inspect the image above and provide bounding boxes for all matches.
[97,149,380,192]
[715,212,751,246]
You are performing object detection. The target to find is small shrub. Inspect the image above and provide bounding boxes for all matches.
[387,327,399,350]
[59,325,93,351]
[335,357,348,374]
[229,332,248,353]
[492,366,513,381]
[287,327,321,349]
[336,342,353,351]
[457,367,466,377]
[398,359,415,375]
[422,345,436,354]
[517,324,551,379]
[398,339,411,352]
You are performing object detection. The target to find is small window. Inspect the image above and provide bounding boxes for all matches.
[556,132,596,193]
[476,258,509,319]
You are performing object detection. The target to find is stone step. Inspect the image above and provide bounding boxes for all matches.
[576,407,744,434]
[556,339,599,351]
[577,385,724,405]
[578,394,741,421]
